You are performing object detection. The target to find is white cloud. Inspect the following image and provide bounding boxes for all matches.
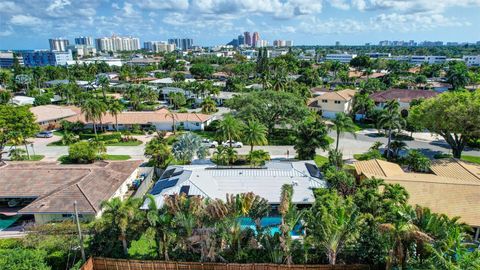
[329,0,350,10]
[137,0,189,10]
[0,1,21,13]
[46,0,71,12]
[10,15,43,26]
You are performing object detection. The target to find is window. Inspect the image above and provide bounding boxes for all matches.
[334,100,341,104]
[322,99,328,103]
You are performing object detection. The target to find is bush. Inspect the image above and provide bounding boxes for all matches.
[0,248,50,270]
[67,141,104,164]
[405,150,431,172]
[79,132,122,141]
[354,149,384,161]
[205,119,220,132]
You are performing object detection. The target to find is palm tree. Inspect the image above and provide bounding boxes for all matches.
[98,75,110,102]
[146,194,174,260]
[378,100,406,159]
[100,197,142,256]
[108,100,124,131]
[165,111,177,134]
[201,97,217,114]
[379,217,433,270]
[81,99,103,137]
[172,133,207,164]
[243,120,268,153]
[331,112,357,152]
[144,139,173,168]
[279,184,303,265]
[216,115,243,148]
[390,140,408,159]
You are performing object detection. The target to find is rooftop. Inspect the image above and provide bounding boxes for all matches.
[0,160,142,215]
[30,105,79,123]
[142,161,326,209]
[370,89,439,103]
[354,158,480,227]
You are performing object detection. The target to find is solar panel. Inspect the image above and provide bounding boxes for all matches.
[305,163,322,179]
[179,185,190,195]
[150,178,179,195]
[160,169,175,180]
[172,170,184,177]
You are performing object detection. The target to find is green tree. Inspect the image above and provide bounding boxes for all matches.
[0,248,50,270]
[446,61,470,90]
[405,150,430,172]
[172,133,207,164]
[145,139,173,168]
[100,197,143,256]
[67,141,104,163]
[279,184,304,265]
[108,100,125,131]
[307,189,363,265]
[169,92,186,110]
[409,90,480,158]
[331,112,357,152]
[0,90,11,105]
[216,115,244,148]
[145,195,175,260]
[200,97,217,114]
[97,74,110,102]
[247,149,270,166]
[378,100,405,159]
[189,63,214,79]
[294,116,331,160]
[352,93,375,119]
[243,119,268,153]
[0,105,39,161]
[81,99,105,136]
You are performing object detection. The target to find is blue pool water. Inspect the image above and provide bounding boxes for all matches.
[239,217,303,236]
[0,215,20,231]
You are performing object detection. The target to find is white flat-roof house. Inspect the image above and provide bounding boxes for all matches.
[142,161,326,210]
[325,54,357,63]
[464,55,480,67]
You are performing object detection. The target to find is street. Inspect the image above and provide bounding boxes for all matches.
[24,129,480,161]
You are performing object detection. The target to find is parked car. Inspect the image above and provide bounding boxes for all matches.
[222,140,243,148]
[36,131,53,138]
[202,139,218,148]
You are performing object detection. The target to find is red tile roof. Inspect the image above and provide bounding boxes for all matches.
[370,89,439,103]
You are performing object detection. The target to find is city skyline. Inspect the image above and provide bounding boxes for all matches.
[1,1,480,50]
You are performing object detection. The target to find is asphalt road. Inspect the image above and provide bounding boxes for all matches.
[24,130,480,162]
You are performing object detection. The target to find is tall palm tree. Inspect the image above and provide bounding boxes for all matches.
[331,112,357,152]
[98,75,110,102]
[165,111,177,134]
[81,99,103,137]
[279,184,303,265]
[243,120,268,153]
[378,100,405,159]
[146,194,174,260]
[100,197,142,256]
[390,140,408,159]
[108,100,124,132]
[201,97,217,114]
[217,115,243,148]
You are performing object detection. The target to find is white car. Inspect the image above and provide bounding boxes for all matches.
[201,139,218,148]
[222,140,243,148]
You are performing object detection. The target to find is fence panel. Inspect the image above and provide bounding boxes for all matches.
[88,258,370,270]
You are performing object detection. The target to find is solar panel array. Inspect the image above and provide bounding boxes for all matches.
[160,169,175,180]
[305,163,322,179]
[150,178,179,195]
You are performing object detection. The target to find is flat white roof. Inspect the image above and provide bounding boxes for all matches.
[142,161,326,209]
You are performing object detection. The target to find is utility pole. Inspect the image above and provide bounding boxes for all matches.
[74,201,86,262]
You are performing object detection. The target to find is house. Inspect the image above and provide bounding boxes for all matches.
[12,96,35,106]
[370,89,438,113]
[0,160,152,225]
[66,108,215,131]
[308,89,356,119]
[142,160,326,210]
[354,158,480,240]
[30,105,80,129]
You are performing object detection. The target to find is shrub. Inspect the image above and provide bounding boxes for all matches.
[405,150,431,172]
[355,149,384,161]
[79,132,122,141]
[67,141,105,164]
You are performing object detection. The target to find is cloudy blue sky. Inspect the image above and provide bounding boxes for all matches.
[1,0,480,49]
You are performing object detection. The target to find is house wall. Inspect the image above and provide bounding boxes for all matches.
[34,213,94,225]
[312,99,353,119]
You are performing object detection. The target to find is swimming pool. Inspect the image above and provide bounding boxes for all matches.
[0,215,20,231]
[239,217,303,236]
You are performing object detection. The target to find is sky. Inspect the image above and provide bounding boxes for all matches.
[1,0,480,50]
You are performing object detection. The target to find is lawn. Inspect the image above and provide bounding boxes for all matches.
[52,130,65,136]
[460,155,480,164]
[191,130,217,140]
[105,141,143,146]
[26,155,45,161]
[104,155,131,160]
[47,140,65,146]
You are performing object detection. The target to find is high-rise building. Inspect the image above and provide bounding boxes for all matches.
[273,40,293,47]
[0,52,24,68]
[95,35,140,52]
[144,41,175,52]
[22,50,73,67]
[237,35,245,46]
[67,45,96,58]
[256,40,268,48]
[49,38,69,51]
[252,32,260,47]
[167,38,193,51]
[74,36,93,46]
[244,32,252,47]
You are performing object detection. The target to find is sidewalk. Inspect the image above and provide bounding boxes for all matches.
[357,129,443,143]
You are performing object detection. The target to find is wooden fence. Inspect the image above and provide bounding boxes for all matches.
[80,257,370,270]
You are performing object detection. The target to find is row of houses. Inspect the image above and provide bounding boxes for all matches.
[29,105,215,131]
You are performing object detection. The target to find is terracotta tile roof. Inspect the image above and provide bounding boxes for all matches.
[354,159,480,226]
[370,89,439,103]
[30,105,79,123]
[66,108,213,125]
[0,161,142,215]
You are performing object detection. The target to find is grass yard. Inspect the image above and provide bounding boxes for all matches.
[104,155,132,160]
[460,155,480,164]
[26,155,45,161]
[191,130,217,140]
[47,140,66,146]
[105,141,143,146]
[314,155,329,167]
[53,130,65,136]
